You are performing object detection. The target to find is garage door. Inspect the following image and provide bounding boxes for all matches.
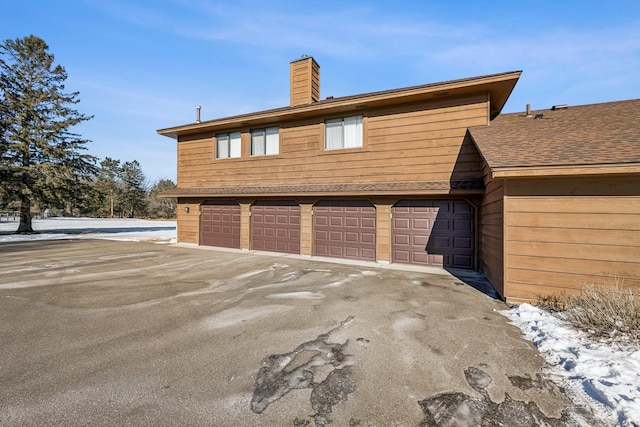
[201,201,241,249]
[314,200,376,261]
[251,200,300,254]
[392,200,474,269]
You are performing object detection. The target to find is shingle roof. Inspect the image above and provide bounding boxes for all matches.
[469,99,640,172]
[161,179,485,198]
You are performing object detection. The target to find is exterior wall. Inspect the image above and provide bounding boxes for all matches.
[478,167,505,296]
[176,94,489,189]
[299,200,316,256]
[503,175,640,303]
[240,200,253,250]
[290,57,320,106]
[373,199,396,263]
[177,198,203,244]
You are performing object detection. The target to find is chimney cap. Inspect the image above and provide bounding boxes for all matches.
[290,54,317,64]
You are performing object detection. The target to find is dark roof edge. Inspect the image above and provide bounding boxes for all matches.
[158,70,522,139]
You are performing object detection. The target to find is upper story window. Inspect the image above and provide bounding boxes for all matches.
[251,127,279,156]
[325,115,363,150]
[216,131,241,159]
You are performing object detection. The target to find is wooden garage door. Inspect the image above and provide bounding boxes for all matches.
[392,200,474,269]
[314,200,376,261]
[201,201,241,249]
[251,200,301,254]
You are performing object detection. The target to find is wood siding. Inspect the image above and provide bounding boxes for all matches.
[290,57,320,106]
[177,199,202,244]
[478,169,505,296]
[176,94,489,190]
[503,176,640,303]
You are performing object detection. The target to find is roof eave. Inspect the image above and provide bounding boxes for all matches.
[490,163,640,179]
[157,71,522,139]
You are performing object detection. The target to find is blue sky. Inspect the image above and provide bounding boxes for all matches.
[4,0,640,183]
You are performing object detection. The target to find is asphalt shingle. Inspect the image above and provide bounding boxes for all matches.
[469,99,640,170]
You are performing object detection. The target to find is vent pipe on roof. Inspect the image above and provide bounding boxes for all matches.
[525,104,532,118]
[196,105,201,123]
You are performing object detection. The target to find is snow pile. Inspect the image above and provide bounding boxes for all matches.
[502,303,640,426]
[0,217,176,243]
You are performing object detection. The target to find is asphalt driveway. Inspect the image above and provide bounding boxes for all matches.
[0,240,600,426]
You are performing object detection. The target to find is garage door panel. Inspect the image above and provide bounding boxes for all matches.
[201,202,241,249]
[314,200,376,261]
[252,200,300,254]
[392,200,474,269]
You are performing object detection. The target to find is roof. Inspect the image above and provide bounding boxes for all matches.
[160,179,485,198]
[470,99,640,178]
[158,71,521,139]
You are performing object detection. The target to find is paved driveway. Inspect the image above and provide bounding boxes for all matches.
[0,240,599,426]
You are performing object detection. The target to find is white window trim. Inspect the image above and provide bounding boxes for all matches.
[324,115,363,150]
[216,132,241,159]
[251,127,279,156]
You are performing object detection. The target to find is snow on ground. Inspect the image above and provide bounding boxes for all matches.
[502,303,640,426]
[0,217,176,243]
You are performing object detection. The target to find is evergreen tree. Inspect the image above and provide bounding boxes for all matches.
[94,157,123,217]
[120,160,147,218]
[147,179,176,218]
[0,35,96,232]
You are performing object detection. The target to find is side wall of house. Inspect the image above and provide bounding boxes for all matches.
[503,175,640,303]
[177,198,203,244]
[478,167,504,297]
[176,94,489,189]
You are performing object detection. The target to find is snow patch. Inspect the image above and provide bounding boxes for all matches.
[266,291,325,300]
[502,303,640,426]
[204,305,293,329]
[0,218,176,243]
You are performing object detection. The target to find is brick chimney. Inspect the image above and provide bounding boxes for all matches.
[290,55,320,106]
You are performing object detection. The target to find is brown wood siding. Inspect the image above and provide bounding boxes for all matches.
[478,175,504,296]
[290,57,319,106]
[176,95,488,190]
[503,176,640,303]
[177,199,202,244]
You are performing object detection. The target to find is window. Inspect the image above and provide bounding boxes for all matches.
[251,127,279,156]
[216,132,241,159]
[325,115,362,150]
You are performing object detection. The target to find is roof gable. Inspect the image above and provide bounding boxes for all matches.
[470,99,640,177]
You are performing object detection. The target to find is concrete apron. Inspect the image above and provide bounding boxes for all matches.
[0,240,601,426]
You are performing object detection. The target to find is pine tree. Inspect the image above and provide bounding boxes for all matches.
[120,160,147,218]
[147,179,176,218]
[0,35,96,233]
[94,157,123,217]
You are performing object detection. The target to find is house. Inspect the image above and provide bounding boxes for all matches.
[158,56,640,303]
[469,99,640,302]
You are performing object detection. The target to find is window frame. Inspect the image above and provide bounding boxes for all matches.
[215,131,241,159]
[324,115,363,150]
[250,126,280,157]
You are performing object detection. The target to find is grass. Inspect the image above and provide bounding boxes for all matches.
[537,279,640,346]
